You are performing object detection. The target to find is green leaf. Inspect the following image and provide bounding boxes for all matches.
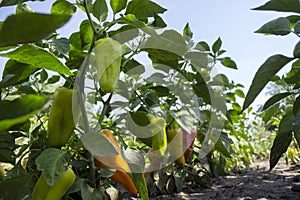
[0,44,72,75]
[185,52,208,71]
[0,95,49,131]
[81,181,105,200]
[132,173,149,200]
[51,0,76,15]
[110,0,127,14]
[212,37,222,54]
[293,41,300,58]
[293,110,300,147]
[81,132,118,157]
[80,20,94,49]
[263,103,280,124]
[293,96,300,115]
[234,89,245,98]
[92,0,108,22]
[270,113,294,170]
[255,17,291,36]
[35,148,70,186]
[183,23,193,38]
[125,0,167,19]
[151,14,167,28]
[49,38,70,56]
[0,131,16,164]
[294,20,300,34]
[0,0,44,7]
[220,57,237,69]
[0,13,71,47]
[196,41,210,51]
[253,0,300,13]
[0,60,37,88]
[243,55,293,110]
[0,174,33,200]
[123,59,145,75]
[262,92,294,111]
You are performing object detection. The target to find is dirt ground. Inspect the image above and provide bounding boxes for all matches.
[136,159,300,200]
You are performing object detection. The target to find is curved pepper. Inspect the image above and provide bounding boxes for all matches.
[94,129,137,194]
[32,167,76,200]
[182,128,197,161]
[94,38,122,93]
[47,88,75,148]
[167,129,185,167]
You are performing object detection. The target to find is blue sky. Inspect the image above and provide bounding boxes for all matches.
[0,0,297,107]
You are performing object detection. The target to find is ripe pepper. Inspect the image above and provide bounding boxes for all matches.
[94,37,122,93]
[182,128,197,161]
[167,129,185,167]
[32,167,76,200]
[94,129,137,194]
[47,88,75,148]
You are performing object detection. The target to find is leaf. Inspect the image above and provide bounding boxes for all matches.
[16,3,34,14]
[0,0,44,7]
[262,92,294,111]
[0,131,17,164]
[0,60,37,88]
[0,95,49,131]
[263,103,280,124]
[252,0,300,13]
[132,173,149,200]
[243,55,293,110]
[212,37,222,54]
[0,174,33,200]
[125,0,167,19]
[81,132,118,157]
[80,20,94,49]
[183,23,193,38]
[185,52,208,71]
[81,181,105,200]
[294,41,300,57]
[51,0,76,15]
[151,14,167,28]
[35,148,70,186]
[0,44,72,75]
[234,89,245,98]
[92,0,108,21]
[270,113,294,170]
[123,59,145,75]
[0,13,71,47]
[255,17,291,36]
[110,0,127,14]
[293,110,300,147]
[196,41,210,51]
[220,57,237,69]
[49,38,70,56]
[293,96,300,115]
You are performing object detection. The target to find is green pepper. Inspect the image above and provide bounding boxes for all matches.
[94,38,122,93]
[32,167,76,200]
[167,129,185,167]
[47,88,75,148]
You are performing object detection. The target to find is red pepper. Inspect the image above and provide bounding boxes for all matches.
[182,128,197,160]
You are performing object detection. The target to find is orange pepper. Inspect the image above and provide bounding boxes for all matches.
[110,170,138,194]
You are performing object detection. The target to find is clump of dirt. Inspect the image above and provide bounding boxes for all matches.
[132,159,300,199]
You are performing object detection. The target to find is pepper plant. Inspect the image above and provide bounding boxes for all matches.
[0,0,255,199]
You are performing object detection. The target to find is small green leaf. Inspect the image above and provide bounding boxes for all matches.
[110,0,127,14]
[270,113,294,170]
[151,14,167,28]
[35,148,70,186]
[0,44,72,75]
[81,181,105,200]
[294,20,300,34]
[0,95,49,131]
[183,23,193,38]
[243,55,294,110]
[93,0,108,22]
[234,89,245,98]
[80,20,94,49]
[81,132,118,157]
[212,37,222,54]
[220,57,237,69]
[0,60,37,88]
[16,3,34,14]
[51,0,76,15]
[49,38,70,56]
[263,92,294,111]
[125,0,166,19]
[255,17,291,35]
[0,13,71,47]
[196,41,210,51]
[253,0,300,13]
[294,41,300,57]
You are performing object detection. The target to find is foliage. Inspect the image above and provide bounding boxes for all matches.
[0,0,279,199]
[244,0,300,170]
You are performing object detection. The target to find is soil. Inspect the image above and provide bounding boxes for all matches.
[132,159,300,200]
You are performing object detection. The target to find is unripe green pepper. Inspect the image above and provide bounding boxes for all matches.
[32,167,76,200]
[94,38,122,93]
[47,88,75,148]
